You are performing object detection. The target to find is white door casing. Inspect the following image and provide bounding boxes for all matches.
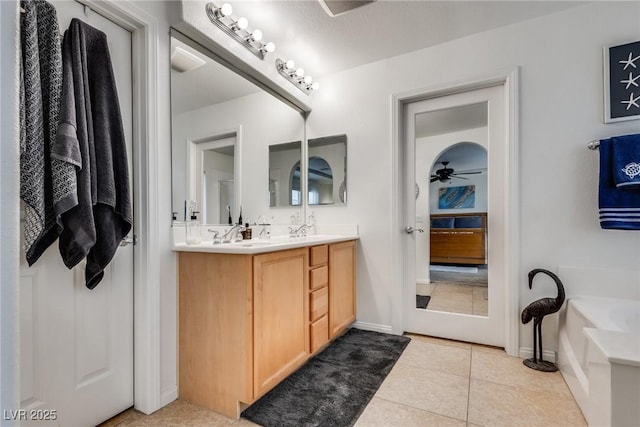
[19,2,133,426]
[391,71,520,355]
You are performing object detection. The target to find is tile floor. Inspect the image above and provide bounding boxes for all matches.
[417,267,489,316]
[417,282,488,316]
[100,333,586,427]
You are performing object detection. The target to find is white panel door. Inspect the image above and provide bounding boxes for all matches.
[19,1,134,426]
[403,85,507,347]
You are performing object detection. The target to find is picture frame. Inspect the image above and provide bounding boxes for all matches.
[438,185,475,209]
[604,40,640,123]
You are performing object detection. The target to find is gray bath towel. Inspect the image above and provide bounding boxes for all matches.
[58,18,132,289]
[20,0,76,266]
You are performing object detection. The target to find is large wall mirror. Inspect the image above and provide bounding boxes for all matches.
[170,31,305,224]
[269,141,302,207]
[308,134,347,205]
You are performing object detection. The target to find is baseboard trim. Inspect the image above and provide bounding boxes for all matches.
[519,347,556,363]
[352,321,394,335]
[160,387,178,408]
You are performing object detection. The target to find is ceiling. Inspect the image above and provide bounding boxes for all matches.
[172,1,584,114]
[227,0,584,78]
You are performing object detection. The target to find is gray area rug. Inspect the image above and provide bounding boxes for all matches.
[416,295,431,309]
[241,328,410,427]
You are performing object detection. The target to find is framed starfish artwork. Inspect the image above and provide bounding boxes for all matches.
[604,40,640,123]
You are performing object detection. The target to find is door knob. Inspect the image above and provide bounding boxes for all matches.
[119,235,136,247]
[405,226,424,234]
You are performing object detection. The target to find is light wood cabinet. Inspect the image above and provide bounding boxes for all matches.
[178,240,356,419]
[308,245,330,354]
[329,240,356,338]
[253,248,309,397]
[178,253,254,418]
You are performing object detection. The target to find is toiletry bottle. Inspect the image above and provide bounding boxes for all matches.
[227,205,232,225]
[186,211,202,245]
[242,223,252,240]
[238,206,243,225]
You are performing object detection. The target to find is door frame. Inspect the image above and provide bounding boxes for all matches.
[186,127,242,224]
[0,0,165,416]
[390,69,520,356]
[78,0,163,414]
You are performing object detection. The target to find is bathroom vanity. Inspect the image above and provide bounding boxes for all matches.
[175,236,357,418]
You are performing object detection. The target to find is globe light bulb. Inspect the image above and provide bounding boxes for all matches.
[295,68,305,78]
[285,59,295,70]
[251,29,263,42]
[303,75,313,85]
[236,17,248,30]
[263,42,275,53]
[311,82,320,91]
[219,3,232,17]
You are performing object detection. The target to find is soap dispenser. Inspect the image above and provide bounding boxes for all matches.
[186,211,202,245]
[242,222,252,240]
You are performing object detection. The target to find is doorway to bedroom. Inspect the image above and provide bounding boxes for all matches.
[402,84,507,347]
[420,141,488,316]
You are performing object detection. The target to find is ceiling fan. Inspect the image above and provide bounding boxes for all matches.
[430,161,483,183]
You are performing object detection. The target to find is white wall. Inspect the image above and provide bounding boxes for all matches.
[307,2,640,352]
[172,90,305,225]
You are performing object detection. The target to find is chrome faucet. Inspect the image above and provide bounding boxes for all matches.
[222,224,245,243]
[208,229,221,245]
[289,223,313,238]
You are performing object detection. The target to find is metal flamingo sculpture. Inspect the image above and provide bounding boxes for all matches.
[521,268,565,371]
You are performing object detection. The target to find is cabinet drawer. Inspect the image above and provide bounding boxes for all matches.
[310,286,328,322]
[310,315,329,353]
[309,245,328,267]
[309,265,328,290]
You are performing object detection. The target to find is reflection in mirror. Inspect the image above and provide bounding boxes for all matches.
[269,141,302,207]
[170,32,305,223]
[307,134,347,205]
[414,102,488,316]
[198,139,234,224]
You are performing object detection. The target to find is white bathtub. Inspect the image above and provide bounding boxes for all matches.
[558,297,640,427]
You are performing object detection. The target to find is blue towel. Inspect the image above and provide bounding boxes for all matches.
[611,134,640,188]
[599,137,640,230]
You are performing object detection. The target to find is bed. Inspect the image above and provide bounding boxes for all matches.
[429,213,487,265]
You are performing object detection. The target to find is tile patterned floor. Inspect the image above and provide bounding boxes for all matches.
[417,267,489,316]
[417,282,488,316]
[100,334,586,427]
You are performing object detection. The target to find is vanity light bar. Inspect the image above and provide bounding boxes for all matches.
[276,58,320,95]
[205,3,275,60]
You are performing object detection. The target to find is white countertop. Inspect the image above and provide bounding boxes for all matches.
[173,233,359,255]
